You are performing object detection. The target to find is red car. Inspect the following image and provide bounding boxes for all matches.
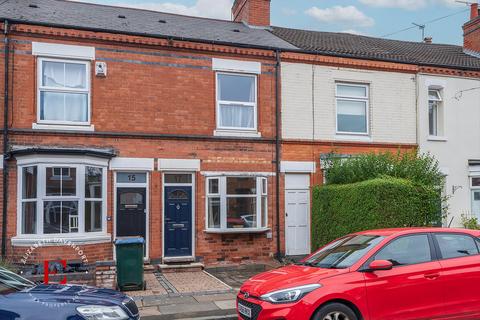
[237,228,480,320]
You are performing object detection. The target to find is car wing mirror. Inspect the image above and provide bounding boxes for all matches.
[367,260,393,272]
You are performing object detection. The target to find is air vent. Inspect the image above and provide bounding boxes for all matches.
[159,19,167,24]
[28,4,39,8]
[118,15,126,19]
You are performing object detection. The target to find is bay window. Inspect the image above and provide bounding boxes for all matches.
[38,58,90,125]
[336,83,369,134]
[18,162,106,236]
[216,73,257,131]
[206,176,268,231]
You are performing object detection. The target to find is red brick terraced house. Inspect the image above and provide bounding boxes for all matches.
[1,0,480,271]
[0,0,297,268]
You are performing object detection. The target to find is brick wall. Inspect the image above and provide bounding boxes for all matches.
[0,25,281,266]
[282,141,416,186]
[232,0,271,27]
[464,4,480,53]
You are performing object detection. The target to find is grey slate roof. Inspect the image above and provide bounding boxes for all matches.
[1,0,479,70]
[0,0,296,50]
[271,26,480,71]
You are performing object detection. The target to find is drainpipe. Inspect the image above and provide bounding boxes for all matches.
[1,20,9,258]
[274,49,282,261]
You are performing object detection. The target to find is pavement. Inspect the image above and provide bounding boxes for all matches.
[123,264,280,319]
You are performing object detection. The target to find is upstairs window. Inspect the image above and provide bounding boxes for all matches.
[428,89,444,137]
[38,58,90,125]
[216,73,257,131]
[336,83,369,135]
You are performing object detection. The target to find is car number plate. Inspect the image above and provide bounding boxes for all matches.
[238,303,252,318]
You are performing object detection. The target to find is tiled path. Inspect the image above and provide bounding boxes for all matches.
[124,270,236,319]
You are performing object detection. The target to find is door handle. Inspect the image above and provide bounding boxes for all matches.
[424,273,440,280]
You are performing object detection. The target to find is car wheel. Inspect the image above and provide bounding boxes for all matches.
[313,303,358,320]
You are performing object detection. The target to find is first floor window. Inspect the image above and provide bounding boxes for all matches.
[19,163,106,235]
[216,73,257,131]
[206,176,267,230]
[428,89,444,137]
[38,58,90,125]
[336,83,369,134]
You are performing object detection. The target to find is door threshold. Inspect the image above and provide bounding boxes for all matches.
[162,256,195,264]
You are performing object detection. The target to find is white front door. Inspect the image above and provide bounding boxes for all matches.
[285,174,310,256]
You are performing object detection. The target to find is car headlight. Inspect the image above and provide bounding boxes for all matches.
[76,305,130,320]
[260,284,322,304]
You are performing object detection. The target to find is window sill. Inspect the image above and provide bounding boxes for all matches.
[214,130,261,138]
[427,136,448,142]
[334,134,372,142]
[32,123,95,132]
[204,228,270,234]
[11,234,111,247]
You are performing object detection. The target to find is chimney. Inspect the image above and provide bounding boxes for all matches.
[463,2,480,53]
[232,0,271,27]
[423,37,433,44]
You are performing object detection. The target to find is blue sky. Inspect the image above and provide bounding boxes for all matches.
[77,0,474,45]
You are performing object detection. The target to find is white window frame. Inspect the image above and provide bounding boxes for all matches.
[215,72,258,132]
[428,88,444,138]
[37,57,91,126]
[206,176,268,233]
[335,82,370,136]
[471,176,480,219]
[16,159,107,238]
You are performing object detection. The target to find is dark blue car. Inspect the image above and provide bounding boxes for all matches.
[0,267,139,320]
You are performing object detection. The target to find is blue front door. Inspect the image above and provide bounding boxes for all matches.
[164,186,192,257]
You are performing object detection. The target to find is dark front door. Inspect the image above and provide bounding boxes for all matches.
[164,186,192,257]
[116,188,146,240]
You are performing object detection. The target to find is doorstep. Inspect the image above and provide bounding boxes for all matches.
[158,262,204,273]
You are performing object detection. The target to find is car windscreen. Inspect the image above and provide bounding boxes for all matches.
[0,267,34,294]
[299,235,385,269]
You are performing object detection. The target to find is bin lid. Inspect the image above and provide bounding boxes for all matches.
[114,237,145,245]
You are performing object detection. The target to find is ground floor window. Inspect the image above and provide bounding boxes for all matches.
[206,176,267,231]
[471,177,480,219]
[18,160,107,236]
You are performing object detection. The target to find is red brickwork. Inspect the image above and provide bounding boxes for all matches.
[1,26,279,266]
[232,0,271,27]
[464,4,480,53]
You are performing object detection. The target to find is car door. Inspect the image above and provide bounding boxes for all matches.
[364,234,446,320]
[433,233,480,319]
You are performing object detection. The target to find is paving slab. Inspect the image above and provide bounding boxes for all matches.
[193,293,237,303]
[214,299,236,310]
[159,302,219,315]
[143,295,197,307]
[139,306,161,317]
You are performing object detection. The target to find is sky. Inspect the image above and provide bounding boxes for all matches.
[73,0,475,45]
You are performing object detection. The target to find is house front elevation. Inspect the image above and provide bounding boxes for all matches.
[0,0,296,267]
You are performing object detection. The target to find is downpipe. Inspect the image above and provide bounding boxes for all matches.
[1,20,9,258]
[274,49,282,262]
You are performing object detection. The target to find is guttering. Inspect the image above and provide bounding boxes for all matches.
[1,19,9,258]
[274,49,282,261]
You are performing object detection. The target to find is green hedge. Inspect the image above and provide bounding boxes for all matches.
[312,177,440,250]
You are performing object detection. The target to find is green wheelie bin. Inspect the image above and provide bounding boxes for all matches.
[114,237,145,291]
